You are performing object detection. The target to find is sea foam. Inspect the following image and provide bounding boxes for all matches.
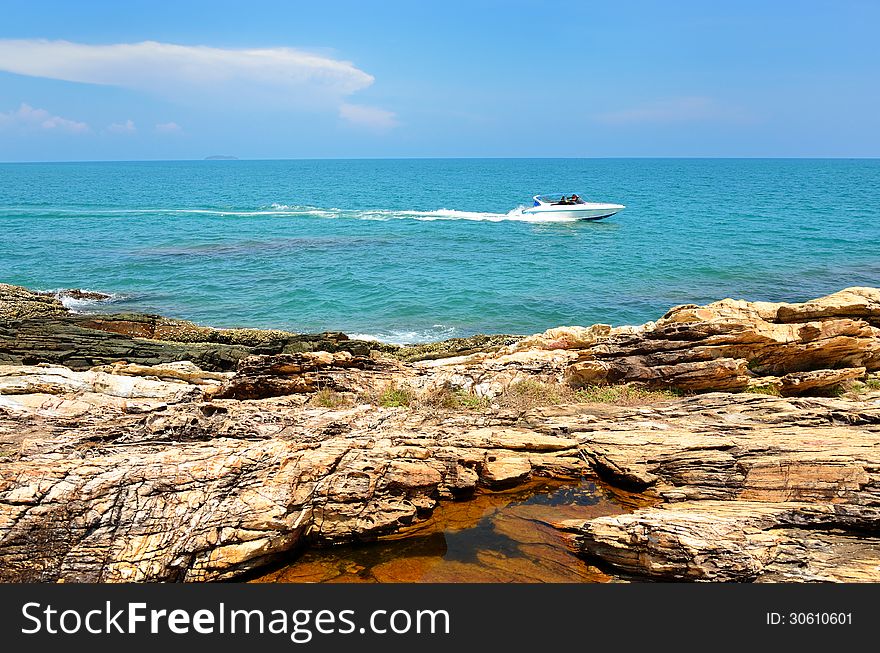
[49,290,127,313]
[347,324,459,345]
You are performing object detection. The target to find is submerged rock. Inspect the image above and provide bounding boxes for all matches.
[54,288,113,302]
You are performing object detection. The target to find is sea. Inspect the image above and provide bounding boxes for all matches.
[1,158,878,343]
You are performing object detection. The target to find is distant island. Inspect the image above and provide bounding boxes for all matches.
[203,155,239,160]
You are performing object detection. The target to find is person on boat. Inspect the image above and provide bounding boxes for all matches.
[570,194,580,203]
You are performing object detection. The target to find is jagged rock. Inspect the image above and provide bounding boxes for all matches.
[479,454,532,487]
[0,283,67,319]
[0,393,584,581]
[448,464,480,495]
[2,369,878,583]
[745,376,784,393]
[407,288,880,396]
[393,334,522,363]
[566,501,880,582]
[545,392,880,582]
[565,393,880,503]
[511,325,613,351]
[575,298,880,389]
[89,361,232,385]
[568,356,752,391]
[475,287,880,394]
[779,367,865,396]
[774,287,880,325]
[0,283,521,372]
[214,352,396,400]
[0,284,384,371]
[0,364,204,402]
[54,289,113,302]
[2,282,880,584]
[6,282,879,395]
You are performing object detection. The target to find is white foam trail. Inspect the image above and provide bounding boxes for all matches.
[0,206,336,218]
[333,207,579,223]
[408,207,580,223]
[0,204,581,222]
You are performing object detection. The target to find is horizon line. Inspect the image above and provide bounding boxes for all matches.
[3,155,880,164]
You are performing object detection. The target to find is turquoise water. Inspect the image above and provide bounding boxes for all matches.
[1,159,878,342]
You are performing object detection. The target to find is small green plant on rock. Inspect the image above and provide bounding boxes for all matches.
[452,390,490,410]
[745,384,782,397]
[417,385,490,411]
[574,384,682,405]
[378,387,414,408]
[497,379,572,410]
[309,388,352,408]
[0,448,18,462]
[837,379,878,400]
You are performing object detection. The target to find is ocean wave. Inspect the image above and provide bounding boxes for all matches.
[347,324,459,345]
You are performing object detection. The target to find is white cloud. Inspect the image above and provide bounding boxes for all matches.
[0,103,89,133]
[107,119,136,134]
[339,103,398,130]
[154,121,182,134]
[594,97,749,125]
[0,39,375,105]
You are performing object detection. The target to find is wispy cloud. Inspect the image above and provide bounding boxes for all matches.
[0,39,375,106]
[154,121,182,134]
[594,96,749,125]
[0,103,89,133]
[339,103,398,130]
[107,119,136,134]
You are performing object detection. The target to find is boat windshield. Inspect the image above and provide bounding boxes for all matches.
[535,193,586,205]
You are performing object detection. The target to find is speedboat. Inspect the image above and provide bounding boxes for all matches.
[520,193,625,220]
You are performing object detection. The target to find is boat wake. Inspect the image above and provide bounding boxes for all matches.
[0,204,583,223]
[266,204,581,223]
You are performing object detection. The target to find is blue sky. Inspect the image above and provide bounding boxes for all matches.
[1,0,878,160]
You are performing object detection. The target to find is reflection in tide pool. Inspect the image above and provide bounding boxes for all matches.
[251,478,637,583]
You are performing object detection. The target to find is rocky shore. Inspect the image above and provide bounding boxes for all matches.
[1,282,878,582]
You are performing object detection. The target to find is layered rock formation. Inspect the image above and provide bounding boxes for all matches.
[413,286,880,397]
[0,283,385,371]
[547,394,880,581]
[1,282,879,583]
[0,365,584,581]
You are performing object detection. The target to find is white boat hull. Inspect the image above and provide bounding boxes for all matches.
[521,202,625,221]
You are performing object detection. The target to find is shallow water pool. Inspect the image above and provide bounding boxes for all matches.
[250,478,639,583]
